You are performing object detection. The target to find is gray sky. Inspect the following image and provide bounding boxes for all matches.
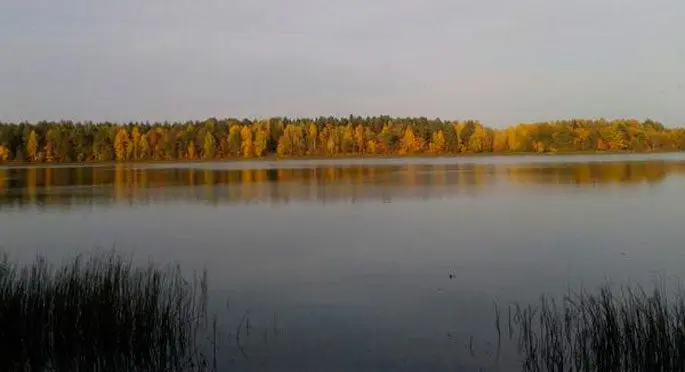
[0,0,683,127]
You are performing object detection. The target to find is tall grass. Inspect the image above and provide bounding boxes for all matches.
[509,285,685,372]
[0,253,212,371]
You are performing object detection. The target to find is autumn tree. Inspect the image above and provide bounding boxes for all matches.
[277,125,305,157]
[443,125,459,153]
[429,130,446,154]
[254,129,268,157]
[240,125,254,158]
[354,125,366,154]
[468,124,493,152]
[203,132,216,160]
[0,117,682,163]
[26,129,38,162]
[378,124,396,154]
[114,128,130,161]
[227,125,242,156]
[306,123,318,155]
[130,127,142,160]
[493,130,508,152]
[325,127,339,156]
[186,141,197,160]
[139,134,151,160]
[399,127,423,154]
[341,125,354,154]
[0,145,9,162]
[44,128,57,162]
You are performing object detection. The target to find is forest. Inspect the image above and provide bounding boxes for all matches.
[0,116,683,163]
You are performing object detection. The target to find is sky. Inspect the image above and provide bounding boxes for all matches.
[0,0,683,127]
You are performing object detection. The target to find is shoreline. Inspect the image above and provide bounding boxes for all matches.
[1,150,683,168]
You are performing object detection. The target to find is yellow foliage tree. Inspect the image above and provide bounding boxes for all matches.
[139,134,150,160]
[114,128,130,161]
[599,125,627,151]
[533,141,545,153]
[203,133,216,160]
[506,126,528,152]
[130,127,141,160]
[307,123,318,155]
[277,125,305,156]
[493,130,508,152]
[26,130,39,162]
[429,130,446,153]
[399,127,423,154]
[366,140,377,155]
[341,125,354,154]
[0,145,9,162]
[378,124,395,154]
[326,128,339,156]
[241,125,254,158]
[573,127,592,150]
[186,141,197,160]
[227,125,242,156]
[254,129,268,157]
[468,125,493,152]
[354,125,366,154]
[44,128,57,163]
[596,138,609,151]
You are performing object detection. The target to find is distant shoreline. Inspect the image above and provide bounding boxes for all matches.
[1,150,684,168]
[1,118,682,165]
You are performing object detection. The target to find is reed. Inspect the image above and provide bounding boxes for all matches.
[0,253,212,371]
[509,285,685,371]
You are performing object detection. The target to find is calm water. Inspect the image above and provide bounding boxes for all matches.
[2,154,685,371]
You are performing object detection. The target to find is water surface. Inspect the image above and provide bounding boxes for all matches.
[2,154,685,371]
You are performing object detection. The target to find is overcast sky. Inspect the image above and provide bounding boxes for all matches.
[0,0,683,127]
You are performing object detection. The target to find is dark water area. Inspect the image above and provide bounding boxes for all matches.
[2,154,685,371]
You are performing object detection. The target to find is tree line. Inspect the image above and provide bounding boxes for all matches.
[0,116,683,163]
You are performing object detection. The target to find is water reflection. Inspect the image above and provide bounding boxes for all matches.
[506,161,677,186]
[0,160,683,210]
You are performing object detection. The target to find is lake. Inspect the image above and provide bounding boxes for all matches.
[2,153,685,371]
